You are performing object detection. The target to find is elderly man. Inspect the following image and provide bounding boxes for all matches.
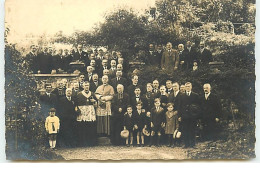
[98,59,110,77]
[161,42,179,71]
[72,82,80,98]
[109,59,117,78]
[177,44,186,70]
[52,80,66,100]
[90,73,101,92]
[57,88,77,147]
[111,84,129,145]
[85,66,94,82]
[95,75,115,136]
[200,83,221,141]
[179,82,200,148]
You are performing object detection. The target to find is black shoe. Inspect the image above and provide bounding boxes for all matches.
[171,144,175,148]
[141,144,144,147]
[126,144,130,147]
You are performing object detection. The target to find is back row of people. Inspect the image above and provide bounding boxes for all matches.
[24,41,212,74]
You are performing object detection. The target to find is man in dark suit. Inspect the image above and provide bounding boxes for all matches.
[72,82,80,98]
[53,49,66,72]
[111,84,129,145]
[183,41,198,70]
[156,44,163,68]
[129,87,147,110]
[143,83,155,113]
[109,60,117,79]
[63,49,73,72]
[166,80,173,95]
[179,82,200,148]
[24,44,38,73]
[161,42,179,71]
[197,42,213,66]
[39,83,58,117]
[110,70,128,91]
[127,75,142,98]
[85,66,94,82]
[146,43,160,67]
[117,57,129,74]
[57,88,77,147]
[90,73,101,92]
[52,80,66,100]
[177,44,186,70]
[73,44,89,66]
[36,45,52,74]
[98,59,110,77]
[152,79,160,98]
[78,73,85,91]
[168,82,181,111]
[200,83,221,141]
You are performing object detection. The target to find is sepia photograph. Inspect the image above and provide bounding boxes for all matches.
[4,0,256,160]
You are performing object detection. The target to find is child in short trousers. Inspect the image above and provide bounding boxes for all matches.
[133,101,148,147]
[123,105,134,147]
[45,108,60,150]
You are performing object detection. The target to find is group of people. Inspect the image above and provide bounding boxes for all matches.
[25,40,212,75]
[38,41,219,150]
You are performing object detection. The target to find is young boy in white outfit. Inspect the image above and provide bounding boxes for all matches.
[45,108,60,149]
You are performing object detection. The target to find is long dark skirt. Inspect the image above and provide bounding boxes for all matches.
[76,121,97,147]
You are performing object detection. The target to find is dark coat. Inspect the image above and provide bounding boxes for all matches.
[123,113,134,131]
[63,55,73,72]
[110,77,128,91]
[57,96,77,122]
[24,52,37,73]
[129,95,147,110]
[112,93,129,116]
[197,48,213,66]
[89,79,102,92]
[133,110,148,130]
[168,91,181,111]
[142,92,156,112]
[183,47,198,69]
[146,50,160,67]
[53,55,66,71]
[39,93,58,116]
[150,106,165,127]
[161,49,179,70]
[179,92,200,119]
[127,84,143,98]
[36,52,52,74]
[200,93,221,121]
[51,88,66,100]
[73,51,89,66]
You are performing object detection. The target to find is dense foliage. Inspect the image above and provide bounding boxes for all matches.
[5,0,256,159]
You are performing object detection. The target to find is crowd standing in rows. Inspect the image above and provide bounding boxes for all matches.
[25,41,220,150]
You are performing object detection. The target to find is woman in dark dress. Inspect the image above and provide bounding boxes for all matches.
[75,81,97,147]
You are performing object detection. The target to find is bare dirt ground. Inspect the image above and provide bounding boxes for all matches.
[54,146,189,161]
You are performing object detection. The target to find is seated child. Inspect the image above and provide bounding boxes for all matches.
[133,101,148,147]
[45,108,60,150]
[123,105,134,147]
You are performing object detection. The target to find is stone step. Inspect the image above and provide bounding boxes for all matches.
[97,137,111,146]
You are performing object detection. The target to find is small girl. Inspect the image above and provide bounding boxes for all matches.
[123,105,134,147]
[45,108,60,150]
[165,103,179,147]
